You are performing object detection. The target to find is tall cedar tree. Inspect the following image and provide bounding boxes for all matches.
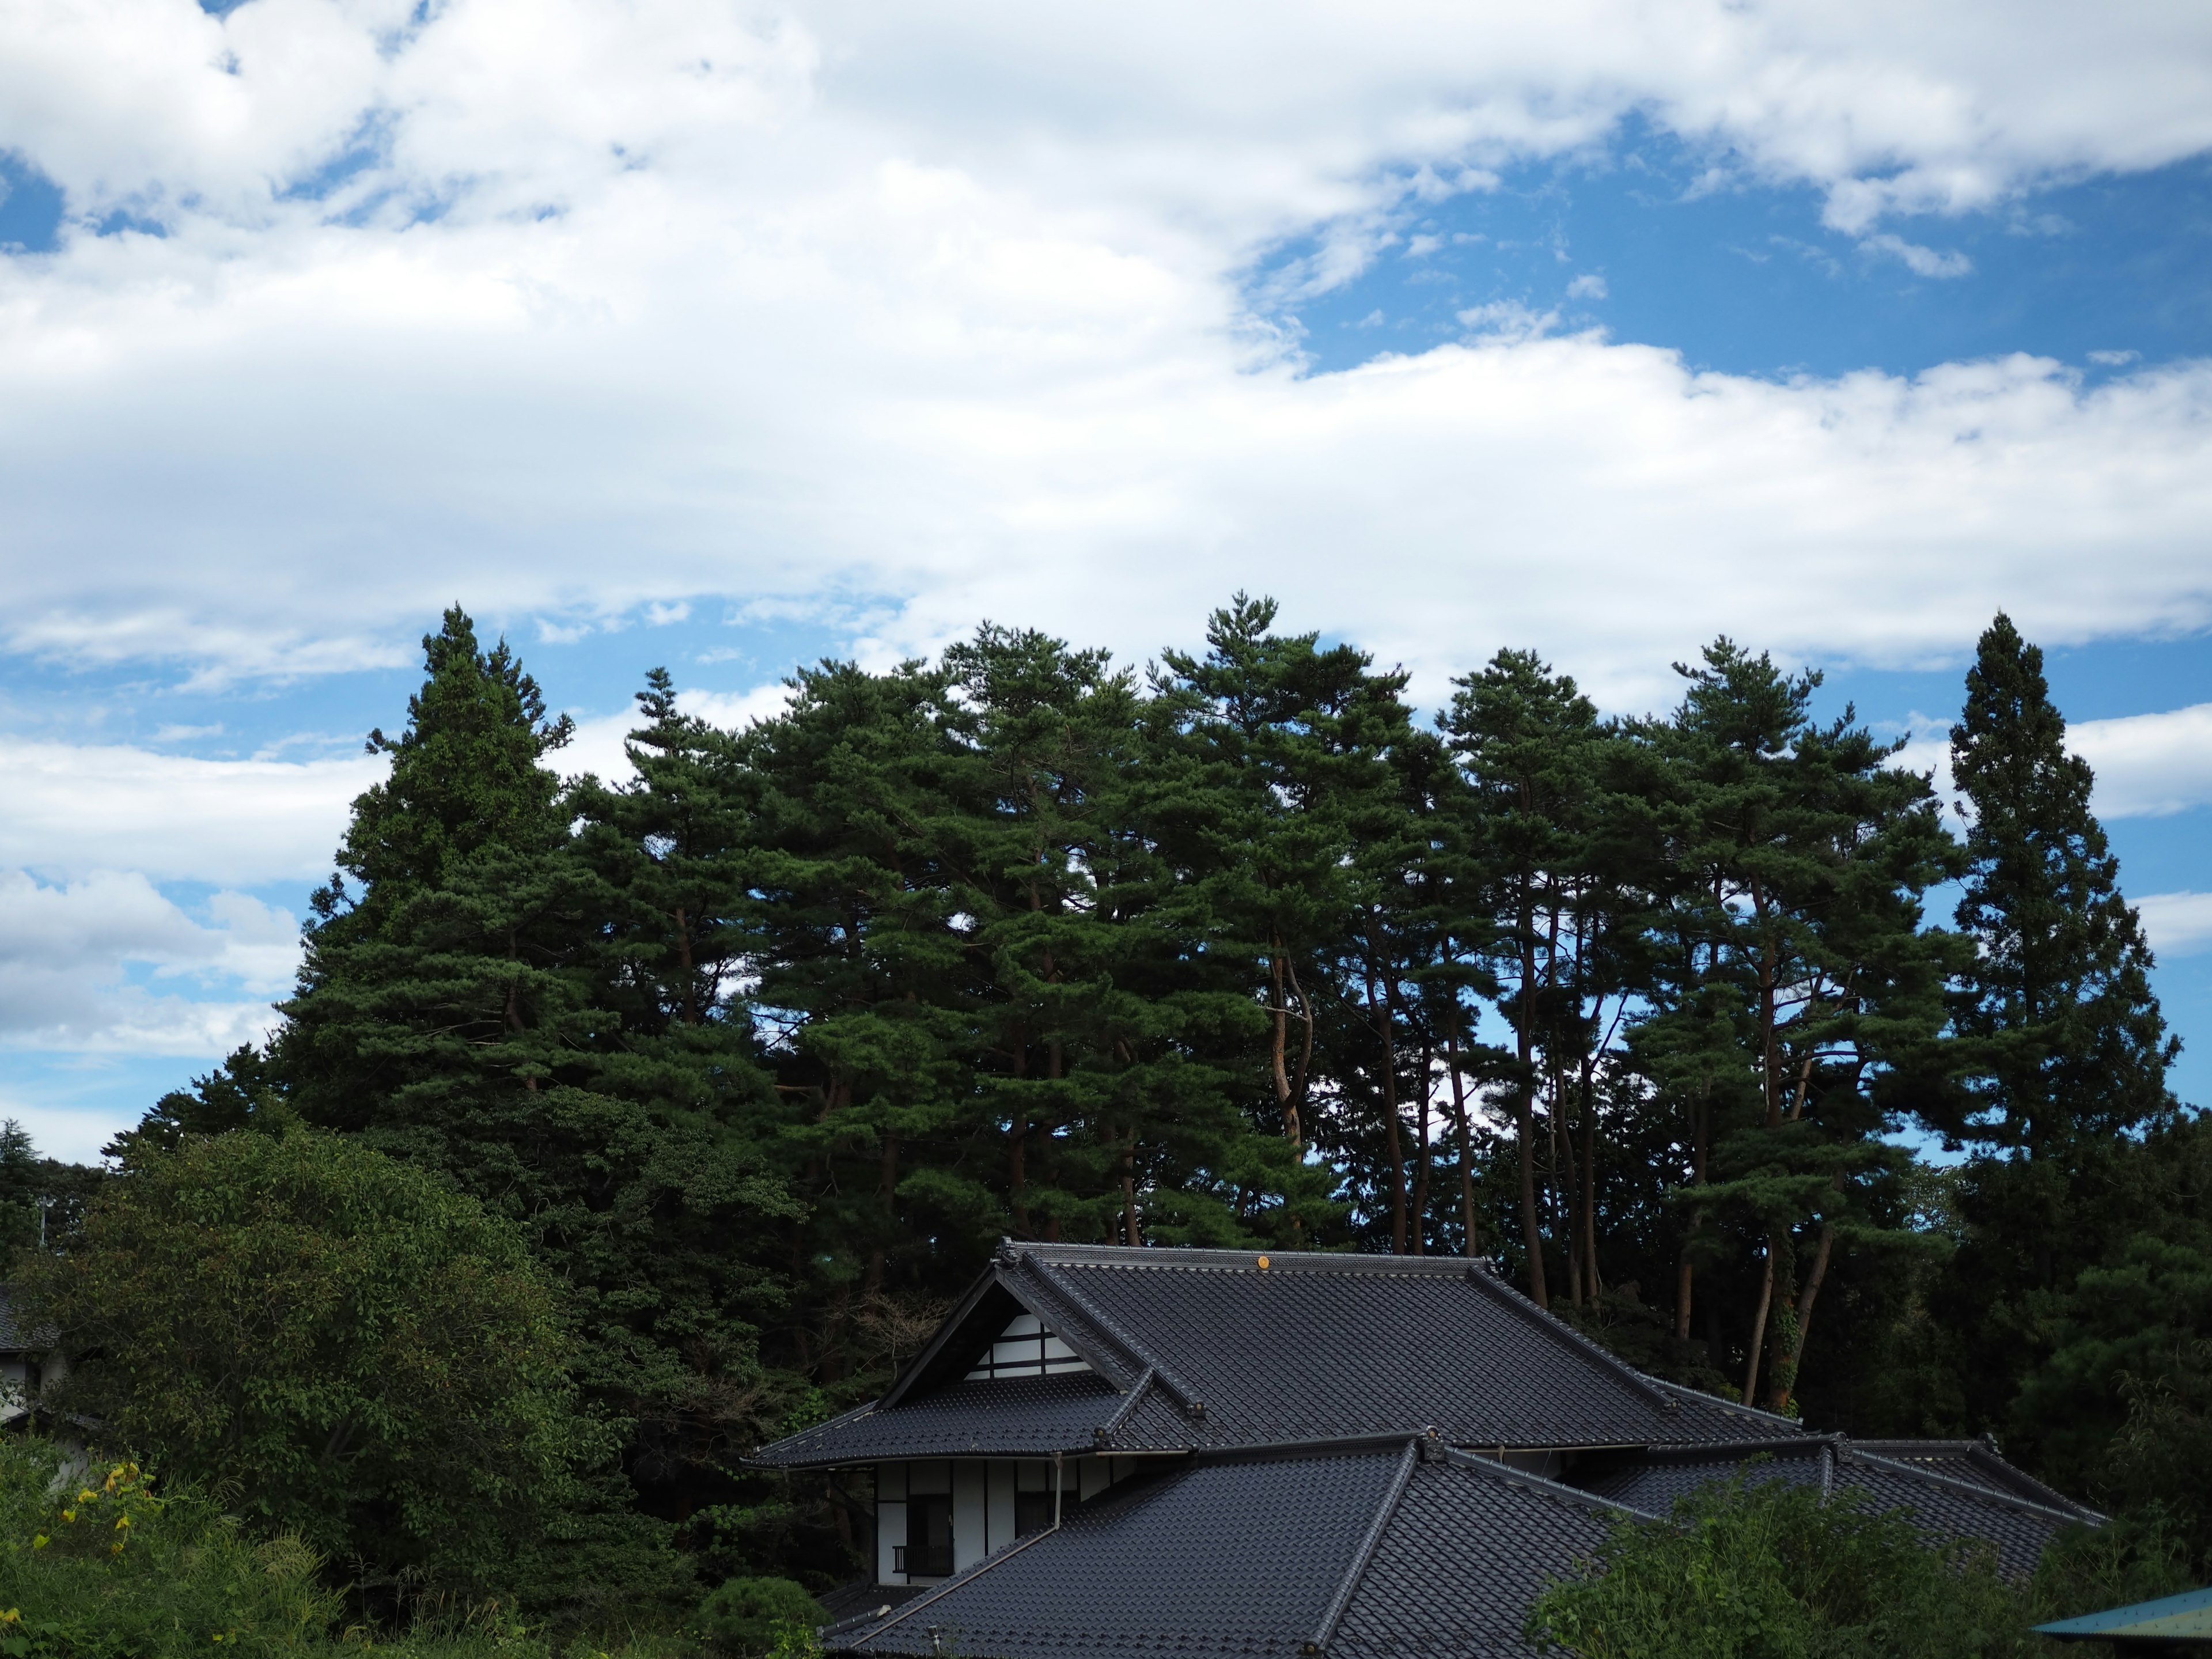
[278,611,799,1533]
[1934,612,2179,1453]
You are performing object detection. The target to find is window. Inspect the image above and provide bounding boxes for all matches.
[963,1312,1092,1381]
[904,1493,953,1577]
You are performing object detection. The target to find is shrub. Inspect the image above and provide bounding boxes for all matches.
[698,1578,823,1657]
[1526,1471,2035,1658]
[14,1127,606,1600]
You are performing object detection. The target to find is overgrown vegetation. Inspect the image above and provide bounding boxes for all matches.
[1527,1472,2192,1659]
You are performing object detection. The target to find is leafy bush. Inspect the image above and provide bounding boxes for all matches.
[697,1578,823,1657]
[14,1127,605,1600]
[1526,1472,2035,1658]
[0,1435,342,1655]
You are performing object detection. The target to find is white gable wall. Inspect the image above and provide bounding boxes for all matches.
[963,1312,1092,1381]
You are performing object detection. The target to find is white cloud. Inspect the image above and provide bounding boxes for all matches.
[1566,273,1608,299]
[2090,349,2142,366]
[2074,703,2212,819]
[1860,233,1974,277]
[2138,891,2212,959]
[0,0,2207,714]
[0,738,380,885]
[0,870,296,1054]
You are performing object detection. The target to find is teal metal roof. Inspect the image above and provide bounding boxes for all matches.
[2037,1585,2212,1644]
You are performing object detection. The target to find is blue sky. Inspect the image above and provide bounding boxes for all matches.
[2,0,2211,1159]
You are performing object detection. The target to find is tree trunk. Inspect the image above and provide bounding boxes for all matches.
[1447,1028,1480,1258]
[1412,1042,1431,1256]
[1120,1133,1142,1246]
[1578,1056,1601,1304]
[1769,1221,1835,1414]
[1675,1089,1707,1339]
[1741,1231,1778,1406]
[1268,944,1301,1144]
[1366,939,1408,1255]
[1516,929,1547,1304]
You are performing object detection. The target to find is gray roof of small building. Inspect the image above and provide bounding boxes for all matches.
[827,1437,1637,1659]
[756,1244,1799,1468]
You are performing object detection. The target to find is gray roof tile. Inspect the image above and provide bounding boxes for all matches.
[832,1440,1637,1659]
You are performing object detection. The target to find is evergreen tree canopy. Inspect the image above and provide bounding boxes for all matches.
[1945,611,2177,1154]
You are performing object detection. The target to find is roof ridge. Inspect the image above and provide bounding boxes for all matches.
[1189,1431,1433,1465]
[1843,1447,2106,1527]
[1457,1265,1677,1414]
[1435,1444,1661,1522]
[1003,1241,1502,1275]
[876,1264,1013,1410]
[1309,1441,1419,1654]
[1648,1376,1813,1432]
[998,1258,1150,1392]
[1027,1256,1208,1414]
[1095,1366,1158,1442]
[1854,1440,2096,1517]
[1634,1434,1839,1464]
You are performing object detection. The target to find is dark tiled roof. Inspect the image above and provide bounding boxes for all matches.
[1573,1435,2095,1581]
[1331,1450,1632,1659]
[756,1244,1798,1467]
[759,1373,1131,1465]
[1836,1449,2092,1580]
[1574,1437,1832,1513]
[830,1438,1638,1659]
[1853,1440,2101,1521]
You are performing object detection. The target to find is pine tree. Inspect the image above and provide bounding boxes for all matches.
[1638,641,1960,1414]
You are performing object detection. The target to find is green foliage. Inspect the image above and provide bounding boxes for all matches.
[0,1119,103,1272]
[15,1128,600,1599]
[1526,1474,2033,1659]
[695,1578,822,1657]
[1930,613,2181,1455]
[276,612,800,1544]
[0,1436,344,1656]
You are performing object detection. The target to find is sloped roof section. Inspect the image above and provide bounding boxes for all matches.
[1573,1435,2096,1581]
[756,1244,1799,1467]
[753,1373,1136,1465]
[1331,1449,1635,1659]
[829,1438,1639,1659]
[1575,1436,1832,1513]
[1836,1448,2094,1580]
[1854,1439,2101,1521]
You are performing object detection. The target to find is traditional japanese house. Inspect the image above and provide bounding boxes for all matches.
[753,1243,2099,1658]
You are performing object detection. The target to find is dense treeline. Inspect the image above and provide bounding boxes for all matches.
[20,597,2208,1618]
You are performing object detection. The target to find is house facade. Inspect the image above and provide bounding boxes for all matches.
[755,1244,2099,1657]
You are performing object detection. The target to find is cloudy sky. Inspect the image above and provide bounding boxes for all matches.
[3,0,2211,1158]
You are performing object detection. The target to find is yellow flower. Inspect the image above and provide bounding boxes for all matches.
[60,1509,74,1522]
[79,1488,94,1502]
[31,1535,46,1550]
[0,1608,20,1623]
